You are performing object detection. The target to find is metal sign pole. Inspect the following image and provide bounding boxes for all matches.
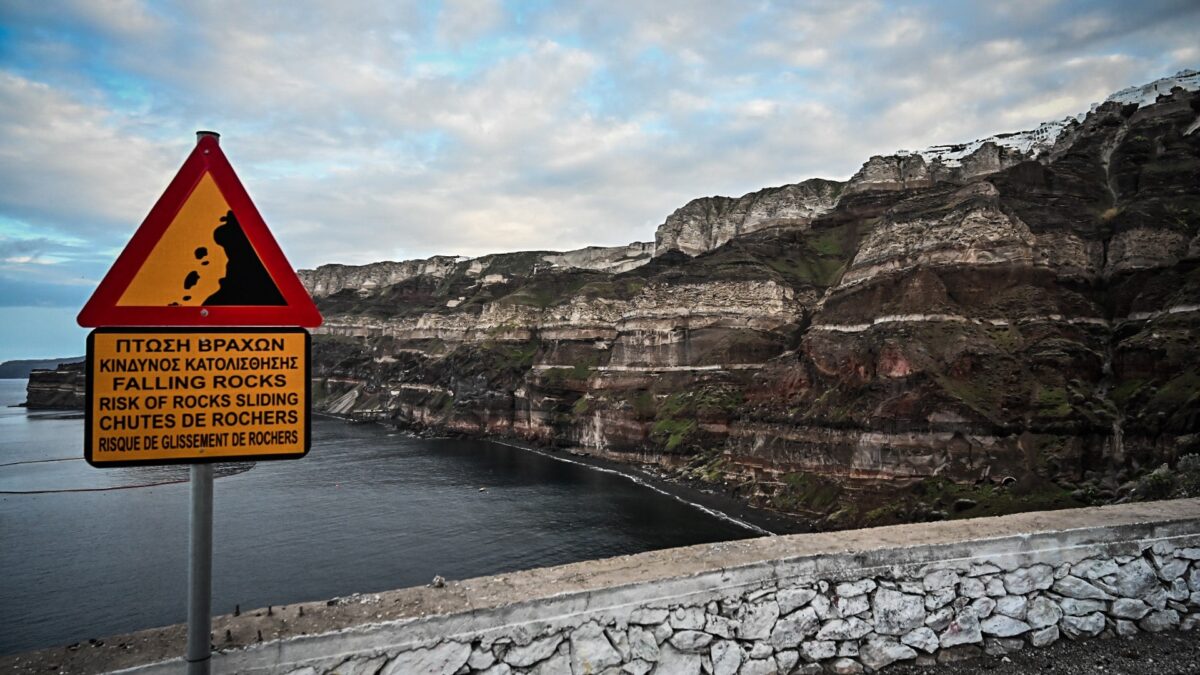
[186,463,214,674]
[78,129,320,672]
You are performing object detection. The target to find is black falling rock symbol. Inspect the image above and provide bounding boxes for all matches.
[203,210,286,306]
[180,251,203,303]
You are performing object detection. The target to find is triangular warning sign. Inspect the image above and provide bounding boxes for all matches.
[78,132,322,327]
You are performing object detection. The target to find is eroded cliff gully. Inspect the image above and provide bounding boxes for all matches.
[303,85,1200,529]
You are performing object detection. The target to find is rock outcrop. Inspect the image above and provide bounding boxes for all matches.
[24,362,86,408]
[841,142,1033,197]
[654,179,843,257]
[300,244,655,300]
[543,242,655,274]
[306,82,1200,528]
[299,256,463,298]
[843,153,939,195]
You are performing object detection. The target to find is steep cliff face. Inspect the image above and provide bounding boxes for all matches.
[300,244,654,300]
[24,362,86,408]
[299,256,462,298]
[308,84,1200,528]
[841,142,1034,197]
[654,179,844,256]
[542,242,655,274]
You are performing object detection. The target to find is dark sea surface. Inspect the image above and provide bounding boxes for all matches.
[0,378,756,655]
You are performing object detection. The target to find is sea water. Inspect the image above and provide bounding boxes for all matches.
[0,378,754,654]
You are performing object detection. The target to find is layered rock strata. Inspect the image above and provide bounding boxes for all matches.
[654,179,844,256]
[308,84,1200,527]
[300,256,462,298]
[23,362,86,409]
[300,243,655,300]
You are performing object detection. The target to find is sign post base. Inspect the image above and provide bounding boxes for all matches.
[186,464,213,675]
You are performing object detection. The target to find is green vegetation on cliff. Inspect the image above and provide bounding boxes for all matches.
[308,87,1200,534]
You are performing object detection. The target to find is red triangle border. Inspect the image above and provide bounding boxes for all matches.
[77,135,322,328]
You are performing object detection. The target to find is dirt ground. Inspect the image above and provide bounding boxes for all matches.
[887,629,1200,675]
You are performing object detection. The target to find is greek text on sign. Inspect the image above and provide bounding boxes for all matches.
[85,328,311,466]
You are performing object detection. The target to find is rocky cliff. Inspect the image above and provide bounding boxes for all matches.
[300,243,654,300]
[307,79,1200,528]
[654,179,844,256]
[300,256,463,298]
[24,362,86,408]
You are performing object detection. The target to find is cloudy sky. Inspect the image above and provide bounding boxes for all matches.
[1,0,1197,360]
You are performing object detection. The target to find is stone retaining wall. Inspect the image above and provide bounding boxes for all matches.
[6,500,1200,675]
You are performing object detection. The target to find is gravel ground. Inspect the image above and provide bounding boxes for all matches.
[887,630,1200,675]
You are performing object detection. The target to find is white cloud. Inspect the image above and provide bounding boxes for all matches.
[873,15,927,48]
[736,99,779,119]
[0,73,181,240]
[7,0,1200,361]
[1172,46,1200,64]
[438,0,504,45]
[1063,13,1114,42]
[3,0,164,36]
[0,0,1196,279]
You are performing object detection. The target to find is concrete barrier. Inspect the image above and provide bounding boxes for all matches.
[5,499,1199,674]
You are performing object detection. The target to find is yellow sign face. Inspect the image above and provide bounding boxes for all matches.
[118,174,232,307]
[85,328,310,466]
